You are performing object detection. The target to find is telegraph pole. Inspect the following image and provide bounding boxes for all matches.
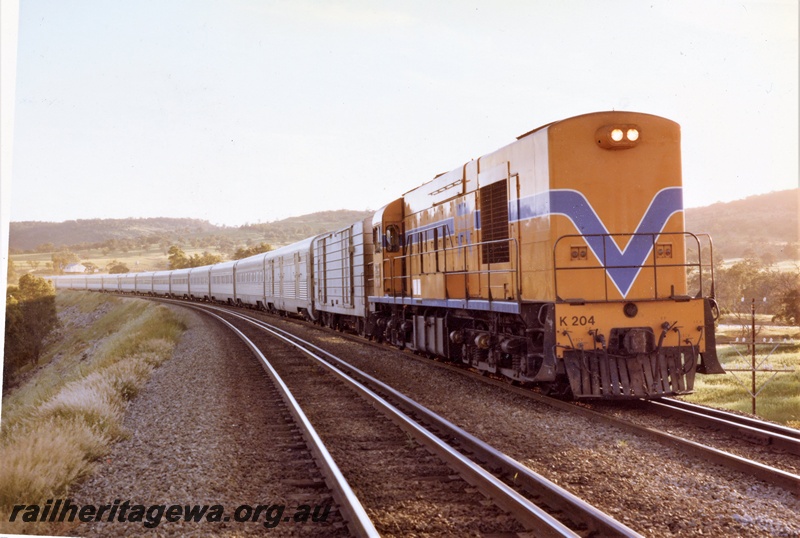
[727,297,794,417]
[750,298,756,414]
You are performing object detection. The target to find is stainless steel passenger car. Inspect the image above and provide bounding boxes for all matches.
[170,268,192,299]
[102,274,121,292]
[312,217,374,332]
[189,266,211,301]
[234,253,269,309]
[263,237,315,317]
[210,261,236,304]
[87,274,104,291]
[120,273,136,293]
[152,270,171,297]
[135,272,154,295]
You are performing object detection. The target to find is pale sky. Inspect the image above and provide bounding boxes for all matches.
[4,0,799,227]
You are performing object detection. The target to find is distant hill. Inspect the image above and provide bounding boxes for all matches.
[685,189,798,261]
[240,210,376,243]
[8,191,799,262]
[9,218,219,252]
[9,210,375,253]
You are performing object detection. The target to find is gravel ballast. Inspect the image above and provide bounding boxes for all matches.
[44,301,800,537]
[267,316,800,538]
[65,308,346,537]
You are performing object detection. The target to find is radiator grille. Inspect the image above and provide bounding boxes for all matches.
[479,181,510,264]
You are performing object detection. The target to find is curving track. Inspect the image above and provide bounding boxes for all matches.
[178,303,379,537]
[77,292,800,536]
[163,298,642,537]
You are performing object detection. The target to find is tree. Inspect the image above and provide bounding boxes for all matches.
[4,275,58,391]
[7,258,17,285]
[51,249,80,274]
[167,246,189,269]
[774,289,800,326]
[108,263,130,274]
[187,251,222,267]
[771,266,800,326]
[4,293,25,391]
[715,259,800,336]
[232,242,273,260]
[217,238,235,257]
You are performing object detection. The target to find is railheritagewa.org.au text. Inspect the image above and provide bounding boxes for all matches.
[9,499,332,529]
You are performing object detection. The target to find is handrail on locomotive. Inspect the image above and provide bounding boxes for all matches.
[553,231,716,304]
[378,235,521,305]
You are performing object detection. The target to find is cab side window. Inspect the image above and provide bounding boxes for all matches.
[373,226,382,253]
[385,224,401,253]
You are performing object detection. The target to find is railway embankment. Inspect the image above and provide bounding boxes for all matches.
[0,292,187,536]
[1,294,355,537]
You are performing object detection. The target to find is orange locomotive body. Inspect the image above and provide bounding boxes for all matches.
[369,111,723,398]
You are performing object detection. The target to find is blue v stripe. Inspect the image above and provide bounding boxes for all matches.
[404,187,682,298]
[510,187,682,297]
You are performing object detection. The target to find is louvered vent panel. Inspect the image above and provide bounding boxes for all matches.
[479,181,510,264]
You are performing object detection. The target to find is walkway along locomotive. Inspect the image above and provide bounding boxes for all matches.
[51,111,724,399]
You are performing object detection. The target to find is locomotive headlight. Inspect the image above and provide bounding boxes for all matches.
[596,124,641,149]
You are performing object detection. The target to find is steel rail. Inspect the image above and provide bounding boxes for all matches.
[214,306,641,537]
[467,375,800,495]
[547,400,800,495]
[588,415,800,495]
[162,297,799,499]
[336,325,800,496]
[176,303,379,538]
[649,398,800,455]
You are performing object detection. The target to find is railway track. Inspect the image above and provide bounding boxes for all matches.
[380,342,800,496]
[189,298,800,498]
[386,343,800,496]
[566,399,800,496]
[242,306,800,498]
[178,303,378,537]
[170,299,642,537]
[648,397,800,456]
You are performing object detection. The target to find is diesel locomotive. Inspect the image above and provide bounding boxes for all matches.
[51,111,724,399]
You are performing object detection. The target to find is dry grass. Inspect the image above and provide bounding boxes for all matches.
[0,291,187,534]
